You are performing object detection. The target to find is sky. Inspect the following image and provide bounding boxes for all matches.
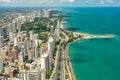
[0,0,120,7]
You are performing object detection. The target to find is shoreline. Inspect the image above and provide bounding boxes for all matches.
[60,23,115,39]
[65,43,76,80]
[60,22,115,80]
[60,23,77,80]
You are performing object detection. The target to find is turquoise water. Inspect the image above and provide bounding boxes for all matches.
[63,7,120,80]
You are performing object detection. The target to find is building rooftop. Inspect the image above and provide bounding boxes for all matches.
[40,43,48,53]
[41,53,48,58]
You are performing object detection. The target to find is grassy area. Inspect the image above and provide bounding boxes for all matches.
[46,63,55,79]
[21,17,53,42]
[21,17,53,31]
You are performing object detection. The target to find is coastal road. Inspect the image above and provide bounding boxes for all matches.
[50,45,59,80]
[60,46,65,80]
[50,41,63,80]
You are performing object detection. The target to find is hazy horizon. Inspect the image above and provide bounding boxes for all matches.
[0,0,120,7]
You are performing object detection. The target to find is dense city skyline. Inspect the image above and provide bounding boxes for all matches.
[0,0,120,7]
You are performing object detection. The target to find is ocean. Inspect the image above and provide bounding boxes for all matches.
[62,7,120,80]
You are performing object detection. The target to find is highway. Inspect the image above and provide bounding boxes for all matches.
[50,41,63,80]
[60,43,65,80]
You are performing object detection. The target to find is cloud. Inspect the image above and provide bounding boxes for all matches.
[106,0,113,4]
[60,0,75,3]
[2,0,11,3]
[0,0,120,6]
[69,0,75,2]
[28,0,54,5]
[99,0,105,4]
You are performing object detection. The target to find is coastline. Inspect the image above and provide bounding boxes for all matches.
[65,43,76,80]
[60,22,115,80]
[60,23,76,80]
[60,23,115,39]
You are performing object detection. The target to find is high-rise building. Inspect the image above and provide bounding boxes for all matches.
[12,21,17,33]
[20,16,26,24]
[41,69,46,80]
[21,44,26,59]
[28,50,34,60]
[19,70,27,80]
[29,31,33,41]
[41,53,49,72]
[9,68,15,78]
[0,26,8,39]
[7,23,12,32]
[0,56,3,73]
[33,34,39,46]
[0,36,4,48]
[34,46,39,58]
[18,52,24,62]
[19,69,41,80]
[14,36,18,46]
[35,39,39,47]
[27,70,41,80]
[38,11,41,17]
[15,18,20,29]
[18,62,24,71]
[9,32,14,42]
[50,26,54,35]
[9,47,18,59]
[34,34,39,40]
[26,41,30,53]
[32,13,36,19]
[42,10,49,18]
[47,37,55,70]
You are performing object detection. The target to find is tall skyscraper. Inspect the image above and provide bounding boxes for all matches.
[7,23,12,32]
[50,25,54,35]
[0,36,4,48]
[21,44,26,59]
[48,37,55,70]
[0,26,8,39]
[9,47,18,59]
[14,36,18,47]
[9,32,14,42]
[15,18,20,29]
[0,56,3,73]
[33,34,39,46]
[12,21,17,33]
[41,69,46,80]
[41,53,49,73]
[18,52,24,62]
[42,10,49,18]
[29,31,33,41]
[34,46,39,58]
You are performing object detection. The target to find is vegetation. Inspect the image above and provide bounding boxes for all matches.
[0,74,3,76]
[15,68,19,77]
[55,39,60,45]
[53,46,57,59]
[65,74,69,79]
[24,56,33,63]
[51,63,54,71]
[21,22,34,31]
[60,33,65,39]
[39,31,49,43]
[25,66,29,70]
[46,70,52,79]
[21,17,53,42]
[21,17,53,31]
